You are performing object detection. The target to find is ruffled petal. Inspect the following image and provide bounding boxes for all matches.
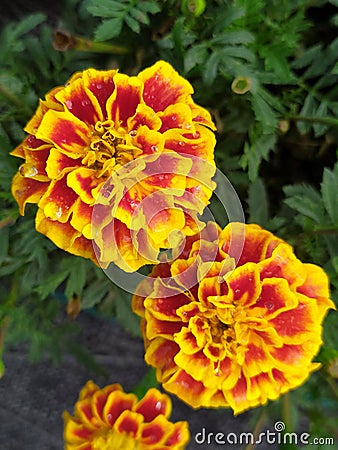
[139,61,193,112]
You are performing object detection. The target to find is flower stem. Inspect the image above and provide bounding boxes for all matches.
[282,393,292,431]
[244,408,267,450]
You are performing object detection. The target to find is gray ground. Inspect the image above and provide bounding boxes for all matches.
[0,312,279,450]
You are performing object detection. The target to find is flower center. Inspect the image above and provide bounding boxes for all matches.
[83,120,142,177]
[92,428,139,450]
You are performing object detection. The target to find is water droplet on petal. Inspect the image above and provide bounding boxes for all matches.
[178,141,185,146]
[19,163,38,178]
[192,131,200,138]
[65,100,73,109]
[81,99,90,107]
[96,83,103,90]
[150,145,158,152]
[54,206,63,219]
[129,130,137,137]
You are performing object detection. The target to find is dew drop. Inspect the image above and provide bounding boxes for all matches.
[171,115,177,121]
[96,83,103,90]
[65,100,73,109]
[183,122,191,129]
[235,288,241,295]
[155,400,163,411]
[192,131,200,138]
[19,163,38,178]
[81,99,90,107]
[178,141,185,146]
[214,366,222,376]
[54,206,63,219]
[129,129,137,137]
[150,145,158,152]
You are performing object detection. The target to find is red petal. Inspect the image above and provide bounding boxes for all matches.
[83,68,116,118]
[135,388,170,422]
[11,173,47,214]
[139,61,193,112]
[37,110,91,157]
[107,73,143,126]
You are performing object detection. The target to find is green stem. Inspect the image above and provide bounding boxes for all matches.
[244,409,268,450]
[282,393,292,431]
[289,115,338,128]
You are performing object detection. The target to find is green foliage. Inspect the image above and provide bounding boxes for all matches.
[0,0,337,446]
[87,0,161,40]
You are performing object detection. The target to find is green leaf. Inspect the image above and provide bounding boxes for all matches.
[184,44,208,72]
[241,134,277,181]
[81,278,111,309]
[321,164,338,224]
[35,270,69,300]
[297,94,318,135]
[211,30,255,46]
[132,368,158,399]
[203,52,220,86]
[124,13,141,34]
[15,13,46,36]
[251,93,278,130]
[64,258,90,299]
[247,178,269,225]
[283,184,324,224]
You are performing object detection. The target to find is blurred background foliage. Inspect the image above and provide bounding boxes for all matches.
[0,0,337,446]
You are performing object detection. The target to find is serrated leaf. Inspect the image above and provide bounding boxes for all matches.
[138,1,160,14]
[220,45,255,63]
[292,44,322,70]
[81,278,111,309]
[212,30,255,46]
[297,94,318,135]
[241,134,277,181]
[35,270,69,300]
[283,184,325,223]
[130,7,149,26]
[94,17,123,41]
[184,44,208,72]
[247,178,269,225]
[124,13,141,34]
[15,13,46,36]
[321,165,338,224]
[64,258,89,299]
[251,94,278,130]
[87,0,127,17]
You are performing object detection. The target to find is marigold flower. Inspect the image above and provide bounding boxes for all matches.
[63,381,190,450]
[11,61,216,270]
[133,222,335,414]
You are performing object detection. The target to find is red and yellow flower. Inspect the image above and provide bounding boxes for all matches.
[133,222,335,414]
[63,381,190,450]
[11,61,216,271]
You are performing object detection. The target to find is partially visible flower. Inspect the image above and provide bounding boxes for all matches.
[11,61,216,271]
[133,222,335,414]
[63,381,190,450]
